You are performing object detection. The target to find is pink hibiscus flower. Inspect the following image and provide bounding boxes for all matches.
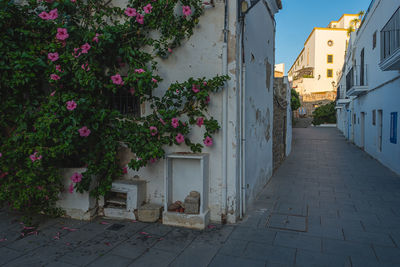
[73,47,81,58]
[81,43,91,53]
[125,7,137,17]
[68,183,74,194]
[48,52,59,62]
[93,33,100,43]
[70,172,83,183]
[56,28,69,41]
[176,133,185,144]
[171,118,179,128]
[143,4,152,14]
[196,117,204,127]
[29,151,42,162]
[50,91,56,96]
[50,74,60,80]
[48,9,58,20]
[182,6,192,17]
[149,126,158,136]
[78,126,91,137]
[136,13,144,24]
[38,11,50,20]
[111,74,124,85]
[0,152,2,158]
[159,118,166,125]
[152,78,158,83]
[81,63,90,71]
[168,48,173,53]
[204,136,213,147]
[203,81,207,86]
[135,68,145,73]
[122,167,128,174]
[55,65,62,72]
[149,158,157,163]
[66,100,77,111]
[205,96,210,104]
[192,84,200,93]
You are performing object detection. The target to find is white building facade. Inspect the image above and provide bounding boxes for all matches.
[288,14,359,115]
[336,0,400,175]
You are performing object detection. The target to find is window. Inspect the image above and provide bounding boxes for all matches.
[390,112,397,144]
[372,31,377,49]
[327,40,334,46]
[372,110,376,125]
[353,114,356,124]
[327,69,333,78]
[327,54,333,63]
[108,87,140,116]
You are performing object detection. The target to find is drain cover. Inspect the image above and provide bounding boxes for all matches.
[106,223,125,231]
[266,213,307,232]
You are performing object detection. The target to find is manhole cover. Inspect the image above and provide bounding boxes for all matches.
[266,213,307,232]
[106,223,125,231]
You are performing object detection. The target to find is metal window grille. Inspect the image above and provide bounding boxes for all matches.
[108,87,140,116]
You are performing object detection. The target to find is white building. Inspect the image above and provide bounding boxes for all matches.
[60,0,283,227]
[288,14,359,115]
[336,0,400,175]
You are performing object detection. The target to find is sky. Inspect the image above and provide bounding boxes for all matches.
[275,0,373,74]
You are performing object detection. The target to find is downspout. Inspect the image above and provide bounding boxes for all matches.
[221,0,229,222]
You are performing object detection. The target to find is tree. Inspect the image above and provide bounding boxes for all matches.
[291,89,301,111]
[312,102,336,125]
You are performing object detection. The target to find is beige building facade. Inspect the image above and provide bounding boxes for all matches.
[288,14,360,116]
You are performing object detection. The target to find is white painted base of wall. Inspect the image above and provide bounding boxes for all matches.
[104,207,136,220]
[163,209,210,230]
[57,168,97,220]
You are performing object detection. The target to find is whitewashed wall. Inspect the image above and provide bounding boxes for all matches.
[336,0,400,175]
[243,0,275,205]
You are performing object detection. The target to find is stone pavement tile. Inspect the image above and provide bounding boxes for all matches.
[303,223,344,240]
[243,241,296,265]
[350,255,383,267]
[372,245,400,264]
[152,228,199,253]
[322,238,376,260]
[295,249,351,267]
[237,211,268,228]
[46,261,78,267]
[343,229,395,247]
[229,225,276,244]
[110,232,159,259]
[390,231,400,247]
[0,247,23,265]
[217,238,248,257]
[57,233,123,266]
[142,223,174,236]
[87,253,133,267]
[321,217,364,232]
[169,240,220,267]
[3,255,53,267]
[128,248,177,267]
[208,254,265,267]
[194,225,234,245]
[274,202,307,216]
[273,231,321,252]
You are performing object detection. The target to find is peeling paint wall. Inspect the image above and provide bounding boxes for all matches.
[243,1,276,206]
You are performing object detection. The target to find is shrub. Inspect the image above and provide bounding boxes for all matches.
[312,101,336,125]
[0,0,228,216]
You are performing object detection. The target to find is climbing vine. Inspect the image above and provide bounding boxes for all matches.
[0,0,228,215]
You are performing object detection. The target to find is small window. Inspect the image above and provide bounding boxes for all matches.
[390,112,398,144]
[108,88,140,116]
[327,69,333,78]
[353,114,356,124]
[327,40,334,46]
[327,55,333,64]
[372,31,377,49]
[372,110,376,125]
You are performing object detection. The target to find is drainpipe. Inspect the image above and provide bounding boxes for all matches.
[221,0,229,222]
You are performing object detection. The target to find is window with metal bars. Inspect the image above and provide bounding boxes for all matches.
[108,87,140,116]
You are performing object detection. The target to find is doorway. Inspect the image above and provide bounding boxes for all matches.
[361,112,365,149]
[377,110,383,152]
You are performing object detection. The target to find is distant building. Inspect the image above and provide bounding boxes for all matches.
[288,14,360,116]
[336,1,400,175]
[274,63,285,77]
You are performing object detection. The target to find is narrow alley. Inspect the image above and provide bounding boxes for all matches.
[1,127,399,266]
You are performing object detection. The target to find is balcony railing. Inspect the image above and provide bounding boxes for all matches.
[346,65,368,96]
[380,7,400,70]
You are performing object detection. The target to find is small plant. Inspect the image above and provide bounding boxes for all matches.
[312,101,336,125]
[291,89,301,112]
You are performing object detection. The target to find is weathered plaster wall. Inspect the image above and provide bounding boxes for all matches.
[243,0,275,206]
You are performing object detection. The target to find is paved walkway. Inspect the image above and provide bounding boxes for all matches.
[1,128,400,266]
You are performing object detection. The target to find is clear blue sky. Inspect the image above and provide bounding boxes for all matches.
[275,0,372,74]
